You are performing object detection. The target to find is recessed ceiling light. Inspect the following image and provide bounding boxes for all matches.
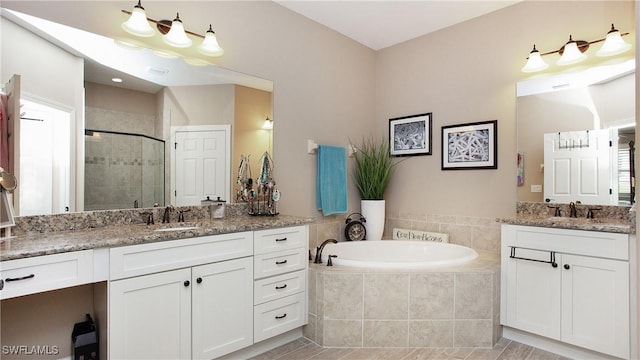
[111,77,123,83]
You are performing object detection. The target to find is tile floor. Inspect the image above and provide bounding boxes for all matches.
[249,337,570,360]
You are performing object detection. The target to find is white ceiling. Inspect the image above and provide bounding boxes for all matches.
[274,1,522,50]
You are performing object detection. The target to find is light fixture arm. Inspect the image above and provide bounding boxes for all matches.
[534,31,629,57]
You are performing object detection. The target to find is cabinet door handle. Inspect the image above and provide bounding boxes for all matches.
[275,237,287,242]
[275,313,287,319]
[275,260,288,265]
[184,280,190,287]
[275,284,287,290]
[6,274,35,282]
[196,277,203,284]
[564,264,570,270]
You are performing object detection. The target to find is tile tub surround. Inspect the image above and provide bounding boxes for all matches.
[309,212,503,254]
[304,251,501,349]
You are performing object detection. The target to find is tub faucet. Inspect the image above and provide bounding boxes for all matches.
[314,239,337,264]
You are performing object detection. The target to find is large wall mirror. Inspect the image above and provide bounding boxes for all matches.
[1,8,274,216]
[517,59,635,205]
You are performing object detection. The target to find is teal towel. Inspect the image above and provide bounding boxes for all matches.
[316,145,347,216]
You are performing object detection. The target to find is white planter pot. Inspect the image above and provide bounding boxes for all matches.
[361,199,385,241]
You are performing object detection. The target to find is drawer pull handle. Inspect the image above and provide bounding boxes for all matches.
[564,264,571,270]
[184,280,190,287]
[6,274,35,282]
[275,313,287,319]
[275,237,287,242]
[275,284,287,290]
[509,247,557,268]
[275,260,288,265]
[196,277,203,284]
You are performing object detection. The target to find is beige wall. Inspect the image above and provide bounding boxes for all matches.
[162,84,235,127]
[233,85,273,201]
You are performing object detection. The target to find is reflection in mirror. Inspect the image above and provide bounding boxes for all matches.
[1,8,274,216]
[84,129,165,211]
[517,59,635,205]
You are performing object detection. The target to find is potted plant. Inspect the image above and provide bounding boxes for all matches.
[352,137,398,240]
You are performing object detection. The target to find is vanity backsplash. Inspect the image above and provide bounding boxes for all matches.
[517,201,635,224]
[12,203,251,235]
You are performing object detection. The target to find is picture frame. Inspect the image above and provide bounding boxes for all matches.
[389,113,432,156]
[441,120,497,170]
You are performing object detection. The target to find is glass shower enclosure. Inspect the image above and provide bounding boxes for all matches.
[85,129,165,211]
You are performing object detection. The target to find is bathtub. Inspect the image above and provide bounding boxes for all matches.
[320,240,478,269]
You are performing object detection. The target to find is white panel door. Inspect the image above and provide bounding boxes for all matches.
[109,268,192,360]
[175,129,228,206]
[544,129,613,205]
[561,254,629,359]
[191,257,253,359]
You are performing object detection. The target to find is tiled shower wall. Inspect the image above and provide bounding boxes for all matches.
[85,107,164,211]
[308,211,502,254]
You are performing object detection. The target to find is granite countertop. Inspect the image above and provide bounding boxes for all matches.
[0,215,314,262]
[496,215,634,234]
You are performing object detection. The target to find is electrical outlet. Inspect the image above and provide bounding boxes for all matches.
[531,184,543,193]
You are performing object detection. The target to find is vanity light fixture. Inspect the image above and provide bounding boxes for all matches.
[121,0,155,37]
[521,45,549,73]
[120,1,225,60]
[556,35,588,66]
[263,117,274,130]
[198,25,225,57]
[596,24,632,57]
[162,13,192,48]
[521,23,631,73]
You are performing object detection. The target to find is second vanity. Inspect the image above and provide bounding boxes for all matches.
[0,207,313,360]
[498,202,636,360]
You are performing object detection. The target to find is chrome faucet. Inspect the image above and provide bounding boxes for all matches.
[162,205,174,223]
[314,239,337,264]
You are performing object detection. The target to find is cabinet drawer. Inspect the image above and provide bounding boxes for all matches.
[504,225,629,260]
[254,248,306,279]
[254,226,307,254]
[110,232,253,280]
[254,269,306,305]
[254,292,306,342]
[1,250,94,300]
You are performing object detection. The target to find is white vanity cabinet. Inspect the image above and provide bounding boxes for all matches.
[253,226,308,342]
[501,224,630,359]
[0,250,94,300]
[109,232,254,360]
